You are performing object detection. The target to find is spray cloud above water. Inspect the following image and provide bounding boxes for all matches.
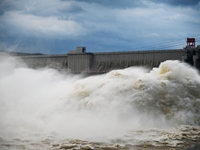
[0,56,200,141]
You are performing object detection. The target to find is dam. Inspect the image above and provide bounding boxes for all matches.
[20,49,184,73]
[1,38,200,73]
[21,48,200,73]
[1,39,200,150]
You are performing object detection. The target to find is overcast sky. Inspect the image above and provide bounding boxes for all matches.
[0,0,200,54]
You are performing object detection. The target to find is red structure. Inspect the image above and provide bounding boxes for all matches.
[187,38,195,48]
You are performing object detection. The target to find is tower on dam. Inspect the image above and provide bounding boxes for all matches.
[68,47,94,73]
[183,38,200,70]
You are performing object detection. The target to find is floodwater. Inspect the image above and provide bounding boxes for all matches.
[0,56,200,150]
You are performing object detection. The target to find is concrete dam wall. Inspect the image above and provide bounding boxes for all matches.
[20,49,186,73]
[21,54,68,70]
[92,50,184,73]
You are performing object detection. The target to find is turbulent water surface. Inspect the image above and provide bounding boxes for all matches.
[0,56,200,150]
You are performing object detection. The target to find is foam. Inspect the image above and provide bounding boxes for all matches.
[0,57,200,142]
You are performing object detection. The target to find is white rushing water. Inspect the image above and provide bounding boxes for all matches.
[0,56,200,149]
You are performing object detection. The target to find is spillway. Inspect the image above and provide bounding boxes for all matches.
[0,56,200,149]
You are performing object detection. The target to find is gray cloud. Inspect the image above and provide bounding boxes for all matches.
[62,0,145,8]
[58,2,84,13]
[0,0,199,54]
[0,0,25,12]
[63,0,200,8]
[150,0,200,6]
[0,9,4,15]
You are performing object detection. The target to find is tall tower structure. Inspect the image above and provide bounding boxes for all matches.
[186,38,195,48]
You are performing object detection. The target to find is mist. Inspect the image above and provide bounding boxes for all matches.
[0,55,200,142]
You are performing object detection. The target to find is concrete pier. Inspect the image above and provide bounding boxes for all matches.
[193,46,200,71]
